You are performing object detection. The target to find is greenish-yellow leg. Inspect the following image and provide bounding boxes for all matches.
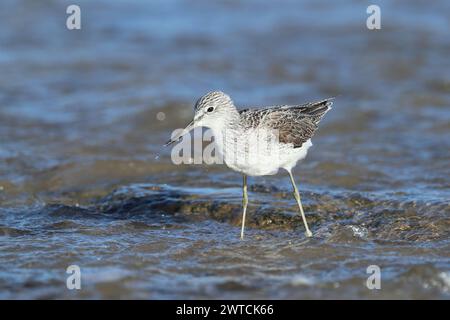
[240,175,248,240]
[288,170,313,237]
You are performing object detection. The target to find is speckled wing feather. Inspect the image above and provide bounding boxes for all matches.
[239,98,333,148]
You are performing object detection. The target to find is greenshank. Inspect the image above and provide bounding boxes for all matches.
[165,91,333,239]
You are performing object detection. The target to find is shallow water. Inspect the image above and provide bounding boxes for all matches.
[0,0,449,299]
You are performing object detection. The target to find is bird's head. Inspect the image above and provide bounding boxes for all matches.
[165,91,236,146]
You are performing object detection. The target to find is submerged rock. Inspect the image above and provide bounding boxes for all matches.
[89,183,449,243]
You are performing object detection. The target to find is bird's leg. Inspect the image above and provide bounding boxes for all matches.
[288,170,313,237]
[240,174,248,240]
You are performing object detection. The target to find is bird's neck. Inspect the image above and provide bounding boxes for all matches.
[208,108,241,153]
[209,107,240,133]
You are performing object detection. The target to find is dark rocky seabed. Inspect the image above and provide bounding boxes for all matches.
[0,0,449,299]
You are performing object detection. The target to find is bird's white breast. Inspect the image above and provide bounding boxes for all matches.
[212,127,312,176]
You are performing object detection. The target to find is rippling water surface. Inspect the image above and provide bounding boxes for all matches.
[0,0,449,299]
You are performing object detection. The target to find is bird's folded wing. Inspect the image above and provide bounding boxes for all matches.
[264,111,317,148]
[239,98,333,148]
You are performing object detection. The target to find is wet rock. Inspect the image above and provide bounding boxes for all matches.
[26,184,449,243]
[0,226,32,237]
[43,204,96,218]
[249,184,281,193]
[89,184,450,242]
[93,184,337,232]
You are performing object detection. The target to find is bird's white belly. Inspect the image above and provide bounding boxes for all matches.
[226,159,281,176]
[215,129,312,176]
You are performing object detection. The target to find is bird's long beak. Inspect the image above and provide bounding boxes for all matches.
[164,119,196,146]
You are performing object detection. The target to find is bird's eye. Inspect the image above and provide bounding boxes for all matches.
[207,107,214,113]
